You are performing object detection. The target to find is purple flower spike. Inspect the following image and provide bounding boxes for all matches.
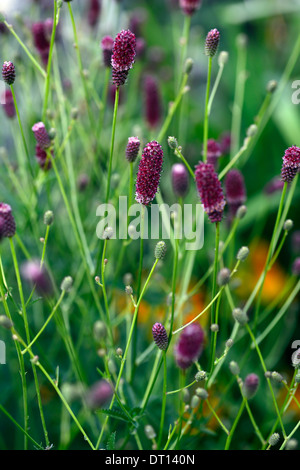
[242,373,259,400]
[86,380,113,410]
[2,89,16,118]
[171,163,189,198]
[101,35,114,68]
[35,145,53,171]
[205,29,220,58]
[179,0,202,15]
[88,0,101,28]
[292,258,300,276]
[174,323,204,370]
[21,260,53,296]
[32,20,53,66]
[2,61,15,85]
[152,322,168,351]
[144,75,162,129]
[111,30,136,72]
[195,162,226,223]
[205,139,222,168]
[281,146,300,183]
[32,122,51,150]
[225,169,246,216]
[0,203,16,239]
[135,140,163,206]
[126,136,140,163]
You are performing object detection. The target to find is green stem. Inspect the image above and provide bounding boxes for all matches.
[4,21,46,78]
[174,147,195,179]
[206,399,229,436]
[42,0,58,121]
[224,397,246,449]
[10,84,34,181]
[202,57,212,163]
[21,291,65,354]
[101,239,114,346]
[209,222,220,371]
[105,86,120,204]
[157,351,167,449]
[0,404,44,450]
[96,258,159,449]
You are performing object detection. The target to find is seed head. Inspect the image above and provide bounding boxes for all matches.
[242,373,259,399]
[152,322,168,351]
[125,136,140,163]
[100,35,114,67]
[171,163,189,198]
[0,203,16,239]
[154,241,167,260]
[2,61,15,85]
[195,162,226,223]
[174,323,204,369]
[281,146,300,183]
[205,29,220,58]
[135,140,163,206]
[43,210,54,226]
[195,370,207,382]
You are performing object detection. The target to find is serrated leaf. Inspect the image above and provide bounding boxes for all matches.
[106,431,116,450]
[97,408,132,424]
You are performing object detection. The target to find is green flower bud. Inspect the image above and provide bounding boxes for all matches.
[232,308,249,326]
[229,361,240,376]
[268,433,280,446]
[154,241,167,260]
[283,219,294,232]
[61,276,73,292]
[167,136,178,150]
[237,246,249,261]
[195,370,207,382]
[43,210,54,226]
[195,388,208,400]
[0,315,13,330]
[191,395,200,408]
[144,425,156,440]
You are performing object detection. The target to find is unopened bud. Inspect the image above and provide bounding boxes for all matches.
[266,80,277,94]
[93,321,107,342]
[229,361,240,376]
[218,51,229,67]
[195,370,207,382]
[184,58,194,75]
[60,276,73,292]
[236,204,247,219]
[210,323,219,332]
[283,219,294,232]
[195,388,208,400]
[144,425,156,440]
[190,395,200,408]
[154,241,167,260]
[232,308,249,326]
[217,268,231,286]
[268,433,280,446]
[43,210,54,226]
[0,315,13,330]
[168,136,178,150]
[237,246,249,261]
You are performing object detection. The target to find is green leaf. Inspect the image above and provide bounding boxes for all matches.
[106,431,116,450]
[97,408,132,424]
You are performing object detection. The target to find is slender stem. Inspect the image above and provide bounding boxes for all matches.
[105,86,120,204]
[101,239,114,346]
[224,397,246,449]
[174,147,195,179]
[206,399,229,436]
[42,0,58,121]
[40,225,50,268]
[208,222,220,372]
[246,324,286,438]
[21,291,65,354]
[4,21,46,78]
[96,258,159,448]
[207,63,226,116]
[157,351,167,449]
[0,404,44,450]
[253,182,287,329]
[202,57,212,163]
[10,84,34,181]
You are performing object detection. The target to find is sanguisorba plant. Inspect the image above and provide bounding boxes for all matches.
[0,0,300,452]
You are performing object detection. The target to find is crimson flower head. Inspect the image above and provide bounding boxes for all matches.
[21,260,53,296]
[225,169,246,216]
[125,136,140,163]
[195,162,226,223]
[135,140,163,206]
[242,373,259,400]
[111,29,136,86]
[152,322,168,351]
[0,203,16,240]
[144,75,162,129]
[32,20,53,65]
[2,61,15,85]
[35,145,53,171]
[179,0,202,15]
[86,380,113,410]
[100,35,114,68]
[281,146,300,183]
[174,323,204,370]
[204,139,222,168]
[87,0,101,28]
[1,89,16,118]
[171,163,189,198]
[205,29,220,57]
[32,122,51,150]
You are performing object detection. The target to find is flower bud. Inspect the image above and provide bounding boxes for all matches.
[229,361,240,376]
[195,388,208,400]
[237,246,249,261]
[217,268,231,286]
[154,241,167,260]
[232,308,249,326]
[93,320,107,342]
[144,425,156,440]
[268,433,280,447]
[2,61,15,85]
[152,322,168,351]
[195,370,207,382]
[205,29,220,58]
[242,373,259,399]
[168,136,178,150]
[283,219,293,232]
[0,315,13,330]
[61,276,73,292]
[43,210,54,226]
[191,395,200,408]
